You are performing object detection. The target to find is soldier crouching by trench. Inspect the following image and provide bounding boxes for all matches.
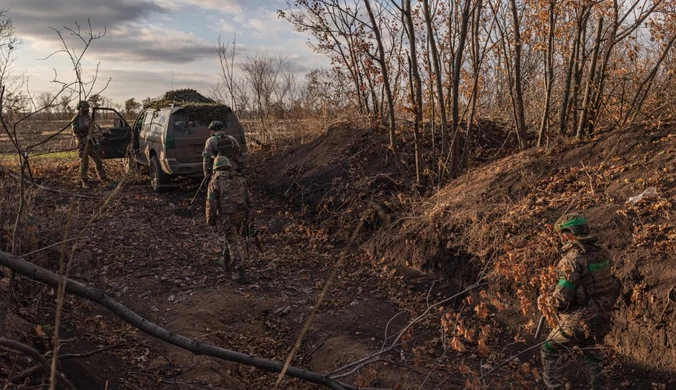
[72,100,107,188]
[538,213,622,389]
[206,156,252,283]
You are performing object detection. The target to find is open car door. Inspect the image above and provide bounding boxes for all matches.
[92,107,131,159]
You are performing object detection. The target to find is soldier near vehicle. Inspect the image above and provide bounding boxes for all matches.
[72,100,107,188]
[202,120,242,182]
[206,156,252,283]
[538,213,622,389]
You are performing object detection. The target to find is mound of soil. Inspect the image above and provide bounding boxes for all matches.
[364,122,676,376]
[258,119,413,241]
[257,118,516,242]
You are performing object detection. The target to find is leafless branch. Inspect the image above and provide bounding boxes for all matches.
[0,337,78,390]
[10,342,127,384]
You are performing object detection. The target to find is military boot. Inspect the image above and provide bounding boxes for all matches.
[220,249,231,273]
[232,267,250,284]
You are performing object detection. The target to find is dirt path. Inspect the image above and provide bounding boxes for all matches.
[51,172,436,390]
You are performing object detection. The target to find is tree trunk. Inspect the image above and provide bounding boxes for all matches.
[450,0,472,174]
[570,19,588,134]
[537,0,556,147]
[559,18,582,136]
[365,0,396,148]
[403,0,426,186]
[509,0,527,149]
[422,0,449,158]
[623,30,676,125]
[577,17,603,139]
[463,0,484,169]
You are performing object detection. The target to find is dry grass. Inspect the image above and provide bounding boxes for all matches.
[241,117,338,152]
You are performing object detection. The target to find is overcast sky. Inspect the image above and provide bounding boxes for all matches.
[6,0,328,104]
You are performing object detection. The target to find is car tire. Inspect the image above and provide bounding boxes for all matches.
[149,155,170,192]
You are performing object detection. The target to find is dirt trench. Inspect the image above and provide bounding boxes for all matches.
[2,168,458,390]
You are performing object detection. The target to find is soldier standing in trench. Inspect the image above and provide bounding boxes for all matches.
[72,100,107,188]
[206,156,251,283]
[538,213,622,389]
[202,120,242,183]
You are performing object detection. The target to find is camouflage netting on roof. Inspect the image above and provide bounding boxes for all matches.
[144,89,232,125]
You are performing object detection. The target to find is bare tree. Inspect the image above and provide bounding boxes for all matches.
[364,0,396,147]
[400,0,426,186]
[576,16,603,139]
[37,92,55,120]
[58,94,72,119]
[421,0,449,157]
[508,0,527,149]
[241,53,288,119]
[537,0,557,147]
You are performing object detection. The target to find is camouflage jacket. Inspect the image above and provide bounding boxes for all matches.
[206,170,250,226]
[72,113,92,138]
[202,131,241,172]
[550,237,621,315]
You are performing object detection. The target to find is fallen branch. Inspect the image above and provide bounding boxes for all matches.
[0,250,363,390]
[0,337,77,390]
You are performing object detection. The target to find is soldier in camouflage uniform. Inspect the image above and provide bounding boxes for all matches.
[202,120,241,182]
[72,100,106,188]
[539,213,621,389]
[206,156,251,283]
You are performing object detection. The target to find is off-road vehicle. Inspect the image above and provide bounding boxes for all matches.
[94,91,247,192]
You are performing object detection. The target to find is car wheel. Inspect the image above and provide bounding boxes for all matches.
[149,155,170,192]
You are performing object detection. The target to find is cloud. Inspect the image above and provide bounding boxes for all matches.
[7,0,162,37]
[156,0,248,20]
[7,0,216,64]
[94,22,216,63]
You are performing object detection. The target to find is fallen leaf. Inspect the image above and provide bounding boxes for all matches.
[450,336,466,352]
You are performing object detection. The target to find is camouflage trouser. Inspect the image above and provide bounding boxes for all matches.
[76,136,105,180]
[541,307,610,389]
[218,211,247,281]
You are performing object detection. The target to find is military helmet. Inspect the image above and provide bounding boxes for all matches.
[208,120,225,132]
[213,155,232,171]
[554,213,590,237]
[77,100,90,110]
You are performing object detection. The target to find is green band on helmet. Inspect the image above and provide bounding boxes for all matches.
[543,341,557,352]
[588,261,609,272]
[208,195,217,200]
[557,279,577,290]
[558,216,588,230]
